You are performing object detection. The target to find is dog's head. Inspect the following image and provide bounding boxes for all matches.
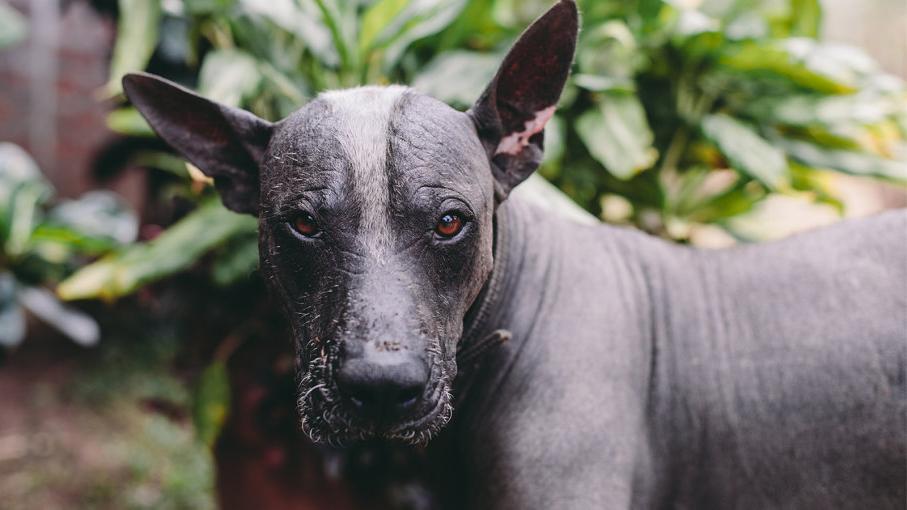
[125,1,577,445]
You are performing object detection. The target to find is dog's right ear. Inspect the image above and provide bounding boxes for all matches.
[122,72,274,215]
[469,0,578,201]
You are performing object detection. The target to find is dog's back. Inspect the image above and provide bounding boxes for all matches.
[630,209,907,508]
[452,195,905,508]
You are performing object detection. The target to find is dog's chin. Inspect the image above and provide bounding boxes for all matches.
[298,381,454,447]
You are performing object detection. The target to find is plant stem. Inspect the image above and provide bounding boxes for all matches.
[311,0,354,83]
[660,125,689,176]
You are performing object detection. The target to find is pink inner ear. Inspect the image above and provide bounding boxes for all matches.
[494,106,557,156]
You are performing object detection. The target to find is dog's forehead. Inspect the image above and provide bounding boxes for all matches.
[263,87,490,203]
[388,93,491,188]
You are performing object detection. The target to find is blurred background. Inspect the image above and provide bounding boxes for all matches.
[0,0,905,508]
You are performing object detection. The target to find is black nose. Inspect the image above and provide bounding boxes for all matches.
[336,355,429,417]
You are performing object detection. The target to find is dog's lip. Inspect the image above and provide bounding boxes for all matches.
[334,381,448,437]
[296,342,455,443]
[345,393,434,422]
[384,385,447,434]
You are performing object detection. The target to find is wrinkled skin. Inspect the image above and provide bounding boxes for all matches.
[257,91,496,444]
[122,0,578,446]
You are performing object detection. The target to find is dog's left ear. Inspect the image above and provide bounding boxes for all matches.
[122,72,274,215]
[469,0,578,201]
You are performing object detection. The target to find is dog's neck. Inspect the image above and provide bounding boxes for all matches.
[454,197,553,396]
[458,204,513,361]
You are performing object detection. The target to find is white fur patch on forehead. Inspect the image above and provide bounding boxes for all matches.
[319,85,409,255]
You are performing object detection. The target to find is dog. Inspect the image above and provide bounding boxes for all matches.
[123,1,906,507]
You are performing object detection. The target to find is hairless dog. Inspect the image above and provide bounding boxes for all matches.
[123,1,906,507]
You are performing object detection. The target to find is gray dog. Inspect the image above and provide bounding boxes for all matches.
[123,1,906,507]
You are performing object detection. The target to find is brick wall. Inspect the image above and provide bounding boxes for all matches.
[0,0,127,199]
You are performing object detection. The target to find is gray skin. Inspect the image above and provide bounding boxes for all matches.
[122,1,906,507]
[456,195,906,509]
[259,89,496,444]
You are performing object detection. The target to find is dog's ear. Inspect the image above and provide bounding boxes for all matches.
[122,72,274,215]
[469,0,578,201]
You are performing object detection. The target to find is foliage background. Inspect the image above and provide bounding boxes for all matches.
[56,0,907,301]
[0,0,905,507]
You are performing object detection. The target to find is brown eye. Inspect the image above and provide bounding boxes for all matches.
[291,212,320,237]
[435,212,465,238]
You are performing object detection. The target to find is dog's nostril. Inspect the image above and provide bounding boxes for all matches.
[336,357,428,416]
[341,380,423,413]
[395,386,422,410]
[346,391,370,409]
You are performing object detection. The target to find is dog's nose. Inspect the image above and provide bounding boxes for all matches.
[336,354,429,416]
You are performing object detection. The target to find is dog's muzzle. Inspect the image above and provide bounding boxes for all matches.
[336,349,430,424]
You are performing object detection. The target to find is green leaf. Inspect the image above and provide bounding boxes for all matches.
[107,107,155,137]
[184,0,235,15]
[375,0,468,72]
[579,0,628,26]
[0,273,24,348]
[57,200,258,301]
[492,0,555,28]
[131,151,193,179]
[239,0,338,67]
[723,11,769,40]
[775,125,863,151]
[311,0,356,75]
[359,0,409,55]
[434,0,506,53]
[572,74,635,93]
[257,61,307,105]
[0,1,27,49]
[777,138,907,183]
[685,181,768,224]
[788,0,821,38]
[672,8,720,38]
[47,191,138,245]
[576,94,657,179]
[19,287,100,346]
[636,0,666,26]
[0,142,46,201]
[24,191,136,265]
[411,50,500,108]
[743,93,905,130]
[701,113,789,189]
[28,224,118,259]
[575,20,640,88]
[198,49,262,106]
[193,361,230,448]
[106,0,162,96]
[514,174,598,226]
[666,166,731,217]
[719,39,862,94]
[210,234,259,286]
[0,143,53,257]
[789,162,844,213]
[541,115,566,169]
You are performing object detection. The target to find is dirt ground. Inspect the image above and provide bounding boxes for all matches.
[0,325,215,510]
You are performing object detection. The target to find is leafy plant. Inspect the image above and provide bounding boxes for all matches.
[0,143,137,347]
[61,0,907,299]
[0,0,27,50]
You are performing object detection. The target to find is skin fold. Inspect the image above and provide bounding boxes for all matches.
[450,194,906,509]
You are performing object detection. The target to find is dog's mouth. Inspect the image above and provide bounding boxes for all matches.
[295,341,455,446]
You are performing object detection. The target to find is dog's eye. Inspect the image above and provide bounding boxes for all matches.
[291,212,320,237]
[435,212,465,238]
